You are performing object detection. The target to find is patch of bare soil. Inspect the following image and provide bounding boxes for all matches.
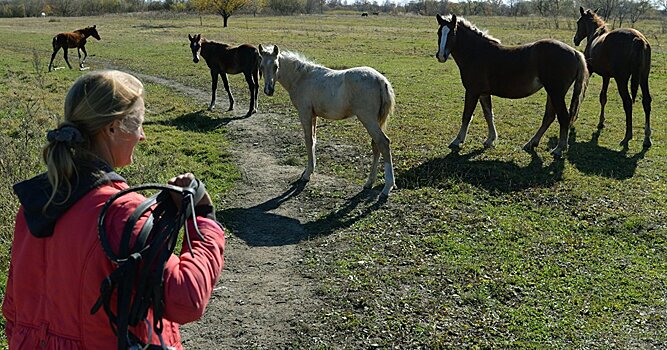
[131,72,387,349]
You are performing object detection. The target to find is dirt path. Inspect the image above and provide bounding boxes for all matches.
[130,72,378,348]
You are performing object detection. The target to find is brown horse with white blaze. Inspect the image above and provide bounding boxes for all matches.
[188,34,260,117]
[574,7,652,148]
[436,14,588,157]
[48,25,100,72]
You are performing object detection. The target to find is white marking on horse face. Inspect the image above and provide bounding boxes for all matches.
[437,26,450,62]
[261,55,278,96]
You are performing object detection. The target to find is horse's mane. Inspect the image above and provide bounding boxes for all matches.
[446,15,501,44]
[265,46,325,73]
[589,11,609,36]
[200,38,229,48]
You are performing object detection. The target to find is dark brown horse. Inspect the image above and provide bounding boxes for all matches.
[574,7,652,148]
[48,25,100,72]
[436,14,588,157]
[188,34,260,117]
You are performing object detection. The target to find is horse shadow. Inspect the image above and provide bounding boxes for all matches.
[147,109,252,132]
[397,148,565,193]
[564,128,648,179]
[220,180,386,247]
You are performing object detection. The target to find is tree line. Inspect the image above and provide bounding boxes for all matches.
[1,0,665,30]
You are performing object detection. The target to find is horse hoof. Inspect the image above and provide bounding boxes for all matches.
[550,147,564,158]
[448,141,461,150]
[483,140,495,148]
[363,181,373,189]
[619,139,631,147]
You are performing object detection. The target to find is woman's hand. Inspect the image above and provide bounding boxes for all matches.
[168,173,213,209]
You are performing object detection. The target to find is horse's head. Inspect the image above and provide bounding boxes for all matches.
[435,14,457,63]
[258,44,280,96]
[574,6,599,46]
[188,34,202,64]
[87,25,101,40]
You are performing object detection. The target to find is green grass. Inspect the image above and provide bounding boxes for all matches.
[1,13,667,348]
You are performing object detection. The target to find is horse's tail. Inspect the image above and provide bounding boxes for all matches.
[51,35,58,50]
[569,50,589,126]
[630,37,650,103]
[378,77,395,132]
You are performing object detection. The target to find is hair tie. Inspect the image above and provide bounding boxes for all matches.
[47,126,84,144]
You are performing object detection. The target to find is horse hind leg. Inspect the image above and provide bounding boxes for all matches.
[63,49,72,69]
[243,72,257,116]
[524,95,555,152]
[616,77,633,148]
[48,46,60,72]
[80,46,88,68]
[221,73,234,111]
[598,77,610,130]
[551,94,571,157]
[361,118,394,196]
[479,95,497,148]
[640,77,652,148]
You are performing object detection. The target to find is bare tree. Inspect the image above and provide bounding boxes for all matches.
[629,0,651,26]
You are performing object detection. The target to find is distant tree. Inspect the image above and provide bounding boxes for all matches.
[266,0,302,14]
[191,0,213,25]
[211,0,248,27]
[244,0,265,16]
[628,0,651,26]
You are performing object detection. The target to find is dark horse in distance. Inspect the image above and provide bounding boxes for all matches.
[574,7,652,148]
[48,25,101,72]
[435,14,588,157]
[188,34,260,117]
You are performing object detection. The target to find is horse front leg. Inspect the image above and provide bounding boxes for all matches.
[598,76,610,129]
[479,94,497,148]
[449,90,478,149]
[221,73,234,111]
[524,95,555,152]
[80,46,88,67]
[616,77,633,148]
[209,71,218,111]
[300,111,317,181]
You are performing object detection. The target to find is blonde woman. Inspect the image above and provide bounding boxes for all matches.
[2,70,225,349]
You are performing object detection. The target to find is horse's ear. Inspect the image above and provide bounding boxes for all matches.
[196,34,201,41]
[593,8,599,14]
[188,34,193,40]
[579,6,585,15]
[450,14,457,29]
[93,24,96,28]
[258,44,264,53]
[273,45,279,56]
[436,14,446,26]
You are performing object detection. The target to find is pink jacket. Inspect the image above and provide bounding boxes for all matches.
[2,180,225,349]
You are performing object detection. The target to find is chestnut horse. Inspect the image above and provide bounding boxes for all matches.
[436,14,588,157]
[188,34,260,117]
[48,25,100,72]
[574,7,652,148]
[258,45,396,196]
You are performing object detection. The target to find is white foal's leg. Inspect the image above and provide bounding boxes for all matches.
[364,140,380,189]
[300,112,317,181]
[479,95,497,148]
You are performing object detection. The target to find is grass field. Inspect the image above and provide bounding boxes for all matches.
[1,12,667,348]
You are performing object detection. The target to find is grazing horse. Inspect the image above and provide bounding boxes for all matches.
[48,25,100,72]
[188,34,260,117]
[436,14,588,157]
[574,7,652,148]
[258,45,397,196]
